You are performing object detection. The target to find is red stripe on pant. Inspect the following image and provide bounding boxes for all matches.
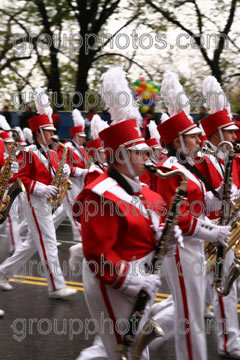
[100,280,122,347]
[218,295,229,354]
[27,195,56,291]
[175,247,193,360]
[8,215,15,252]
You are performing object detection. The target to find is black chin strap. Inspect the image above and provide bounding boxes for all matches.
[35,141,56,175]
[107,167,133,195]
[168,149,220,199]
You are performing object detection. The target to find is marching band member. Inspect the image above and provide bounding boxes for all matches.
[150,72,231,360]
[53,109,89,241]
[0,136,5,316]
[69,115,108,271]
[0,89,76,299]
[199,76,240,359]
[140,119,167,187]
[74,68,165,359]
[0,131,21,254]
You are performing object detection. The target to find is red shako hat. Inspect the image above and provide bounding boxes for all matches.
[99,119,148,157]
[70,109,86,137]
[145,138,161,148]
[70,125,85,137]
[86,139,103,156]
[158,111,200,145]
[28,114,56,133]
[200,109,238,137]
[0,131,14,142]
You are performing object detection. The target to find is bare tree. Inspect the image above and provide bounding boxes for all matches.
[139,0,239,84]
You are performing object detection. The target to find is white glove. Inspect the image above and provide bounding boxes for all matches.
[74,167,88,177]
[205,182,238,210]
[205,190,222,211]
[33,182,58,198]
[230,184,238,206]
[62,164,70,179]
[11,161,19,174]
[194,218,230,247]
[119,271,161,298]
[174,225,184,248]
[216,182,224,199]
[157,224,184,248]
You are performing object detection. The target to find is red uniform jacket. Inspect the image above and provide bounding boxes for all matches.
[13,145,58,194]
[148,156,210,236]
[74,172,164,289]
[59,141,89,176]
[0,140,4,169]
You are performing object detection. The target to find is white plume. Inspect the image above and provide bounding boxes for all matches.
[0,115,10,131]
[161,71,191,119]
[34,88,53,121]
[202,76,231,117]
[90,114,109,140]
[160,112,169,123]
[101,67,142,127]
[147,121,160,143]
[15,126,24,142]
[72,109,85,129]
[23,127,33,144]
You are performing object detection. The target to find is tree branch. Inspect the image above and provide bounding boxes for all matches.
[145,0,212,67]
[95,13,139,53]
[94,52,153,79]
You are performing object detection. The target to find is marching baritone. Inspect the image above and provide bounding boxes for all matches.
[0,114,77,299]
[199,77,240,358]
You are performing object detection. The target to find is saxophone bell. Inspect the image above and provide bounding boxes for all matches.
[130,319,164,360]
[48,141,72,209]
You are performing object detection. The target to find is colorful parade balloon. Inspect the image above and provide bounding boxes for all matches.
[133,77,161,114]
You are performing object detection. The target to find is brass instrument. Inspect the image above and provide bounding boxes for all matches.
[118,161,188,360]
[0,129,25,223]
[204,141,240,296]
[48,141,72,209]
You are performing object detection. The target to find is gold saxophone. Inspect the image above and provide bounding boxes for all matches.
[204,141,240,296]
[0,129,25,223]
[206,194,240,296]
[48,141,72,209]
[118,161,188,360]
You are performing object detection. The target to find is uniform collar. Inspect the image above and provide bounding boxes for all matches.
[121,173,142,193]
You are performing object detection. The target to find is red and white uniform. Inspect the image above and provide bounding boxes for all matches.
[197,143,240,356]
[75,172,164,359]
[69,162,106,265]
[0,139,4,167]
[53,141,88,240]
[0,144,66,292]
[2,150,22,253]
[149,155,209,360]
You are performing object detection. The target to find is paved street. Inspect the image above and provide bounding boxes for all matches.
[0,221,239,360]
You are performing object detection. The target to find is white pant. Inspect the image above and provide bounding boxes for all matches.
[0,193,66,292]
[52,188,81,239]
[82,255,155,360]
[206,249,240,354]
[76,295,175,360]
[163,240,207,360]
